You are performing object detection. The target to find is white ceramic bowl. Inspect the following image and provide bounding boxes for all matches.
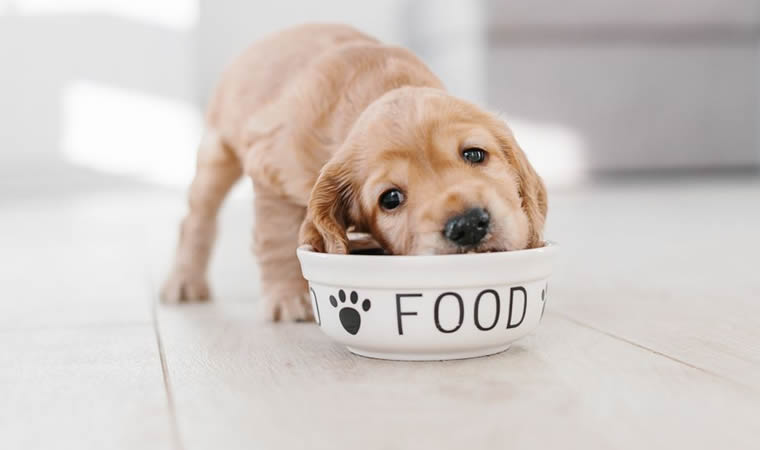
[296,242,558,361]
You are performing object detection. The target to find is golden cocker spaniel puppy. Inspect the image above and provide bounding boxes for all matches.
[162,24,547,321]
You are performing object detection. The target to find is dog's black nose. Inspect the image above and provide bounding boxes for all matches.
[443,207,490,247]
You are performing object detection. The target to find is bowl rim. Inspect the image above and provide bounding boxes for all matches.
[297,241,558,288]
[297,240,557,261]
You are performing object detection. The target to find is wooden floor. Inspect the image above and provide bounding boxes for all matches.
[2,175,759,450]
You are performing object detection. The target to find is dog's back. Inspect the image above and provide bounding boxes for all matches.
[206,24,378,153]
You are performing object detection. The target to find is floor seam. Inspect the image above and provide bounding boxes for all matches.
[152,301,185,450]
[550,311,759,394]
[147,253,185,450]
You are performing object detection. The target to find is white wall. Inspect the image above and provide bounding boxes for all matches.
[196,0,409,104]
[0,1,198,185]
[1,0,758,190]
[0,1,409,186]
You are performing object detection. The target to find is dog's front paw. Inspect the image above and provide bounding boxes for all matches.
[259,291,314,322]
[161,270,211,303]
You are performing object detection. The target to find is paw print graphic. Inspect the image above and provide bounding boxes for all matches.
[329,289,371,335]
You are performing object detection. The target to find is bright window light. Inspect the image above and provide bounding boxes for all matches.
[505,118,587,188]
[10,0,198,30]
[61,80,202,187]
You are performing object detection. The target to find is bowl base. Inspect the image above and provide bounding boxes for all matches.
[346,344,511,361]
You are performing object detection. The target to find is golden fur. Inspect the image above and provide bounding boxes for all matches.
[162,24,547,321]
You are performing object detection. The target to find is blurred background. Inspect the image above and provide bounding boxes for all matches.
[2,0,758,192]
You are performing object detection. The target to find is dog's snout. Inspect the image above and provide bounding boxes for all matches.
[443,207,490,247]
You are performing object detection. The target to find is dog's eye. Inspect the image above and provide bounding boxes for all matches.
[379,189,405,210]
[462,147,487,164]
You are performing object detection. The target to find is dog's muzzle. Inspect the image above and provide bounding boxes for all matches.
[443,207,490,247]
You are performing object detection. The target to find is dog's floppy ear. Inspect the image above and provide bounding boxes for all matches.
[299,156,355,254]
[499,128,548,248]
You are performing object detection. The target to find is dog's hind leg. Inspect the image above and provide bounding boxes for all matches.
[162,130,242,303]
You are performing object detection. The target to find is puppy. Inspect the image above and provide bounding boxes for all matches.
[162,24,547,321]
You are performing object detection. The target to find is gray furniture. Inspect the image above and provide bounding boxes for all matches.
[410,0,760,172]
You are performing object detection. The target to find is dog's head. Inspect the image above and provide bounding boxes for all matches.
[300,87,547,255]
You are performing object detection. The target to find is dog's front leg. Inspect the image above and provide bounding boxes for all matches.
[253,189,313,321]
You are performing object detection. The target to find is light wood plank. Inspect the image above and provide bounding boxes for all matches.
[146,178,760,448]
[0,325,175,450]
[545,179,760,389]
[157,302,760,450]
[0,191,159,329]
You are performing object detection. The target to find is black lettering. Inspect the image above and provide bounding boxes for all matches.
[434,292,464,333]
[474,289,500,331]
[396,293,422,335]
[507,287,527,329]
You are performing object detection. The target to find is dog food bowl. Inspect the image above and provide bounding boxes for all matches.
[296,241,558,361]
